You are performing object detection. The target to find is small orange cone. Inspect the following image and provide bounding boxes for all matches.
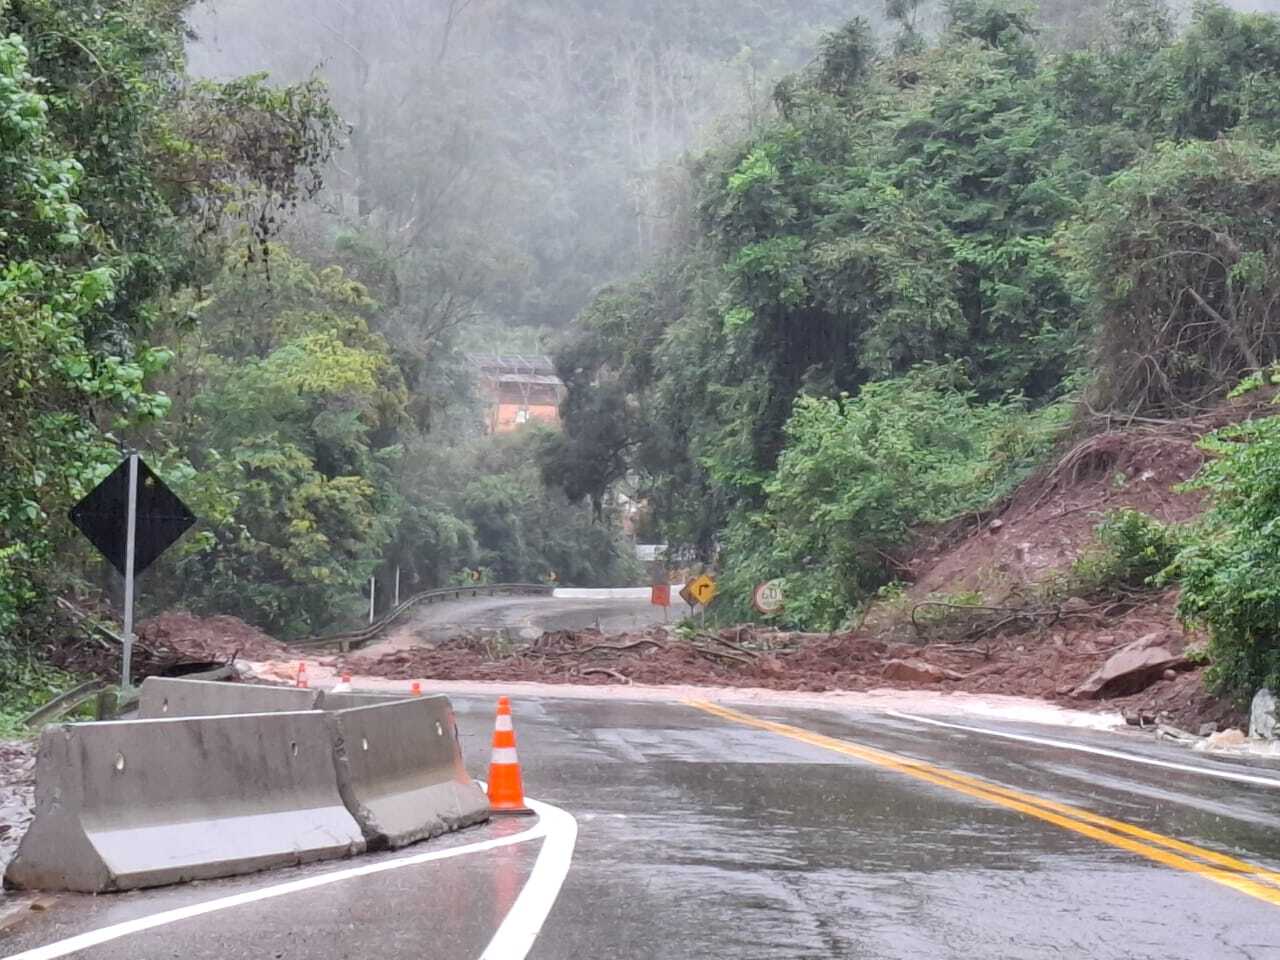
[487,696,533,815]
[296,661,308,689]
[410,680,422,695]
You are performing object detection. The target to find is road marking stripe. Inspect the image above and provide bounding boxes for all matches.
[687,700,1280,909]
[479,797,578,959]
[904,748,1280,888]
[883,712,1280,885]
[3,798,576,960]
[887,710,1280,789]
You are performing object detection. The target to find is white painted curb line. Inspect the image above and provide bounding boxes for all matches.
[479,797,578,958]
[6,797,578,960]
[888,711,1280,789]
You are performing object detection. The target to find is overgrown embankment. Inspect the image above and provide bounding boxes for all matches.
[545,3,1280,717]
[329,400,1273,730]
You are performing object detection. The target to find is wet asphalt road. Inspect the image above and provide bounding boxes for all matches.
[4,695,1280,960]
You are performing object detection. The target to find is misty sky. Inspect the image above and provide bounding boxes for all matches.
[184,0,1280,334]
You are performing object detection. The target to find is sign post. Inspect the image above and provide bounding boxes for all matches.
[369,576,376,625]
[650,583,671,623]
[120,452,140,690]
[69,452,196,690]
[394,566,401,608]
[679,575,718,626]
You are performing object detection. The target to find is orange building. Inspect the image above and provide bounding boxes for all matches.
[467,354,566,434]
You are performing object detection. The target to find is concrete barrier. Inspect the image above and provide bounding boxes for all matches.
[138,676,321,718]
[3,712,364,893]
[325,696,489,849]
[319,689,410,712]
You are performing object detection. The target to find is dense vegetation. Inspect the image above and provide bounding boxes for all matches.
[0,0,660,725]
[7,0,1280,715]
[1172,407,1280,698]
[548,0,1280,700]
[0,0,349,718]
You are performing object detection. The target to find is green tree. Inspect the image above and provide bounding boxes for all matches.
[156,248,406,635]
[1172,415,1280,701]
[464,429,642,588]
[551,2,1280,625]
[0,32,152,644]
[1063,140,1280,415]
[717,366,1064,628]
[0,0,341,661]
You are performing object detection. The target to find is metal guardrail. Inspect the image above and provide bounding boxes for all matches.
[290,583,556,652]
[22,679,109,729]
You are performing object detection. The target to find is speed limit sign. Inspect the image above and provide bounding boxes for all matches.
[752,580,784,615]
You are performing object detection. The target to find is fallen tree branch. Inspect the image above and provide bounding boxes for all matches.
[911,601,1034,636]
[541,638,665,658]
[689,643,756,666]
[928,644,993,656]
[700,633,762,658]
[578,667,630,683]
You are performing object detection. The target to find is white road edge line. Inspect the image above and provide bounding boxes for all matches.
[4,797,578,960]
[479,797,578,959]
[886,711,1280,789]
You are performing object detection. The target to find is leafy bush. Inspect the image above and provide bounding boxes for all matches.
[1064,509,1182,595]
[715,365,1067,629]
[1170,415,1280,700]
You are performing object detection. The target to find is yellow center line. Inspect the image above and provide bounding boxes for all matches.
[686,699,1280,909]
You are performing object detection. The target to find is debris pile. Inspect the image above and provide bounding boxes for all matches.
[43,603,286,682]
[333,601,1241,731]
[136,611,291,663]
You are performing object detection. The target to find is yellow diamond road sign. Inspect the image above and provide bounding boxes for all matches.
[686,574,717,607]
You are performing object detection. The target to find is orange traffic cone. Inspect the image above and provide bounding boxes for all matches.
[487,696,533,815]
[410,680,422,696]
[296,661,308,689]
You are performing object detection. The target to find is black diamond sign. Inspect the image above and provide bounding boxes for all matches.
[69,457,197,577]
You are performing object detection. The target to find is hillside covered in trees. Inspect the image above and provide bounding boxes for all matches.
[0,0,870,726]
[5,0,1280,723]
[547,0,1280,704]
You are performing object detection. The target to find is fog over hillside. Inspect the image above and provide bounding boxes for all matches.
[186,1,866,337]
[186,0,1280,339]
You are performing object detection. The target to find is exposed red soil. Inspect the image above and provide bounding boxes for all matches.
[136,611,292,663]
[901,426,1211,605]
[1110,668,1242,733]
[331,589,1240,728]
[40,602,289,683]
[888,396,1275,614]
